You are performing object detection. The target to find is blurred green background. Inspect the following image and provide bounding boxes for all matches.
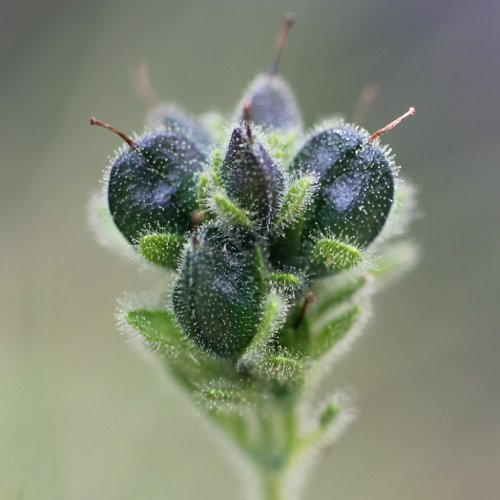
[1,0,499,499]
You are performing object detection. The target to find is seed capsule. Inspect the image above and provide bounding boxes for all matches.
[220,126,285,231]
[291,126,395,248]
[242,75,301,132]
[238,13,301,131]
[91,118,206,244]
[173,223,264,358]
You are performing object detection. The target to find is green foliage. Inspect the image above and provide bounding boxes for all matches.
[91,13,417,500]
[139,233,184,268]
[309,305,363,359]
[312,237,363,272]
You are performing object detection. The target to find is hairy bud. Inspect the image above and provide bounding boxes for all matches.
[221,127,285,231]
[173,223,265,358]
[107,130,206,244]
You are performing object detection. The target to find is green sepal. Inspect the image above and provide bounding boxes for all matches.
[197,173,210,206]
[253,351,306,392]
[314,276,366,317]
[273,175,316,232]
[369,240,418,282]
[195,379,256,415]
[312,238,363,272]
[210,148,224,187]
[210,191,253,228]
[268,272,301,290]
[319,403,340,428]
[139,233,184,268]
[238,291,287,369]
[309,305,362,359]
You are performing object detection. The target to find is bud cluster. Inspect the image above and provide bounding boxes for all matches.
[90,13,416,498]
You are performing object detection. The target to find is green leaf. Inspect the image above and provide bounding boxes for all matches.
[139,233,184,268]
[312,238,363,271]
[126,308,236,385]
[309,305,362,359]
[126,308,186,354]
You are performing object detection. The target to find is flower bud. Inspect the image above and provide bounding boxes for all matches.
[173,223,265,358]
[108,130,207,244]
[291,126,394,248]
[221,127,285,231]
[241,75,301,132]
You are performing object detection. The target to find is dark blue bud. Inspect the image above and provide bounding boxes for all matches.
[106,128,207,244]
[291,126,394,248]
[173,223,265,358]
[242,75,301,132]
[221,127,285,231]
[238,14,301,131]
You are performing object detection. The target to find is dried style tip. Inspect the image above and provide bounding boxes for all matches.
[191,210,203,247]
[243,99,254,144]
[192,231,200,247]
[89,117,137,149]
[129,58,160,109]
[192,209,204,228]
[293,291,315,329]
[267,12,297,76]
[367,107,416,143]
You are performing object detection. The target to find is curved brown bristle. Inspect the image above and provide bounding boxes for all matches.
[367,107,416,143]
[267,12,297,76]
[191,210,203,247]
[293,291,316,329]
[243,99,254,144]
[89,117,137,149]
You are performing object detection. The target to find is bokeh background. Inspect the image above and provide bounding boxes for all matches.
[1,0,499,499]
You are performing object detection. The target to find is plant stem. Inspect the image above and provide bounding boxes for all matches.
[261,470,283,500]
